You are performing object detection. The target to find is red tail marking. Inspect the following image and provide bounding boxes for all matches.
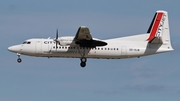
[147,12,163,41]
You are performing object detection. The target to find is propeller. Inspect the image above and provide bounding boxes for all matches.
[54,29,59,49]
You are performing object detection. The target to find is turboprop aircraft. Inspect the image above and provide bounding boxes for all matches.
[8,10,173,67]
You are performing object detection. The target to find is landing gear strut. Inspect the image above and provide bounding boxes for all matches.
[17,53,22,63]
[78,47,87,67]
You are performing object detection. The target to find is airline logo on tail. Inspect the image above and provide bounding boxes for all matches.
[147,11,166,42]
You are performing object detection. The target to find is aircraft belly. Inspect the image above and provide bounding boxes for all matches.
[36,49,121,59]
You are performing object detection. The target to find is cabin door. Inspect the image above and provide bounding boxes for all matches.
[121,46,127,55]
[36,41,42,54]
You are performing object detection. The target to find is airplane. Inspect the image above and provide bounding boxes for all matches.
[8,10,173,67]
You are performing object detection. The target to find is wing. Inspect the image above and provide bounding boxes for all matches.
[74,26,92,40]
[74,26,107,47]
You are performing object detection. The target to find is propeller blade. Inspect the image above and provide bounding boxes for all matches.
[56,41,58,49]
[56,29,58,40]
[55,29,59,49]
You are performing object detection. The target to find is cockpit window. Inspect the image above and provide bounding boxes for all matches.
[23,41,31,44]
[27,42,31,44]
[23,42,27,44]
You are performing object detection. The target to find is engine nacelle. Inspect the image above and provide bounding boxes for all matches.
[57,36,75,46]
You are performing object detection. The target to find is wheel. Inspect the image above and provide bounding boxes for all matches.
[80,62,86,67]
[81,58,87,62]
[17,58,22,63]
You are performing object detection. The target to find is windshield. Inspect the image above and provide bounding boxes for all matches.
[23,41,27,44]
[23,41,31,44]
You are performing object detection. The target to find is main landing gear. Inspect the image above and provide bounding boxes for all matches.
[17,53,22,63]
[78,47,87,68]
[80,58,87,67]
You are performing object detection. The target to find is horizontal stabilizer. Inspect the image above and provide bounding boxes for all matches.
[149,37,163,44]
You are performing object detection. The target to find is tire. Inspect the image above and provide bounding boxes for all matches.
[17,58,22,63]
[80,62,86,67]
[81,58,87,62]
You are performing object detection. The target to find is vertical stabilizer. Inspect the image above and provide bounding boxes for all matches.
[147,11,171,44]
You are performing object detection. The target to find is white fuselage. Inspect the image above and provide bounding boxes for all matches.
[8,34,173,59]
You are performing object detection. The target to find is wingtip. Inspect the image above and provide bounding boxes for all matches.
[80,26,87,28]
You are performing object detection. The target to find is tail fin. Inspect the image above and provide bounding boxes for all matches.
[147,10,170,44]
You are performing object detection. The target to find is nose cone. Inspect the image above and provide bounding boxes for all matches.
[8,45,22,53]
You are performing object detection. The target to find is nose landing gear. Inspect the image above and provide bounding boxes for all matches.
[17,53,22,63]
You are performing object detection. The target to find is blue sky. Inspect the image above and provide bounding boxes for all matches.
[1,0,180,101]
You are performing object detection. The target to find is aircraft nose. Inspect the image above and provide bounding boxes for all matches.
[8,45,22,53]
